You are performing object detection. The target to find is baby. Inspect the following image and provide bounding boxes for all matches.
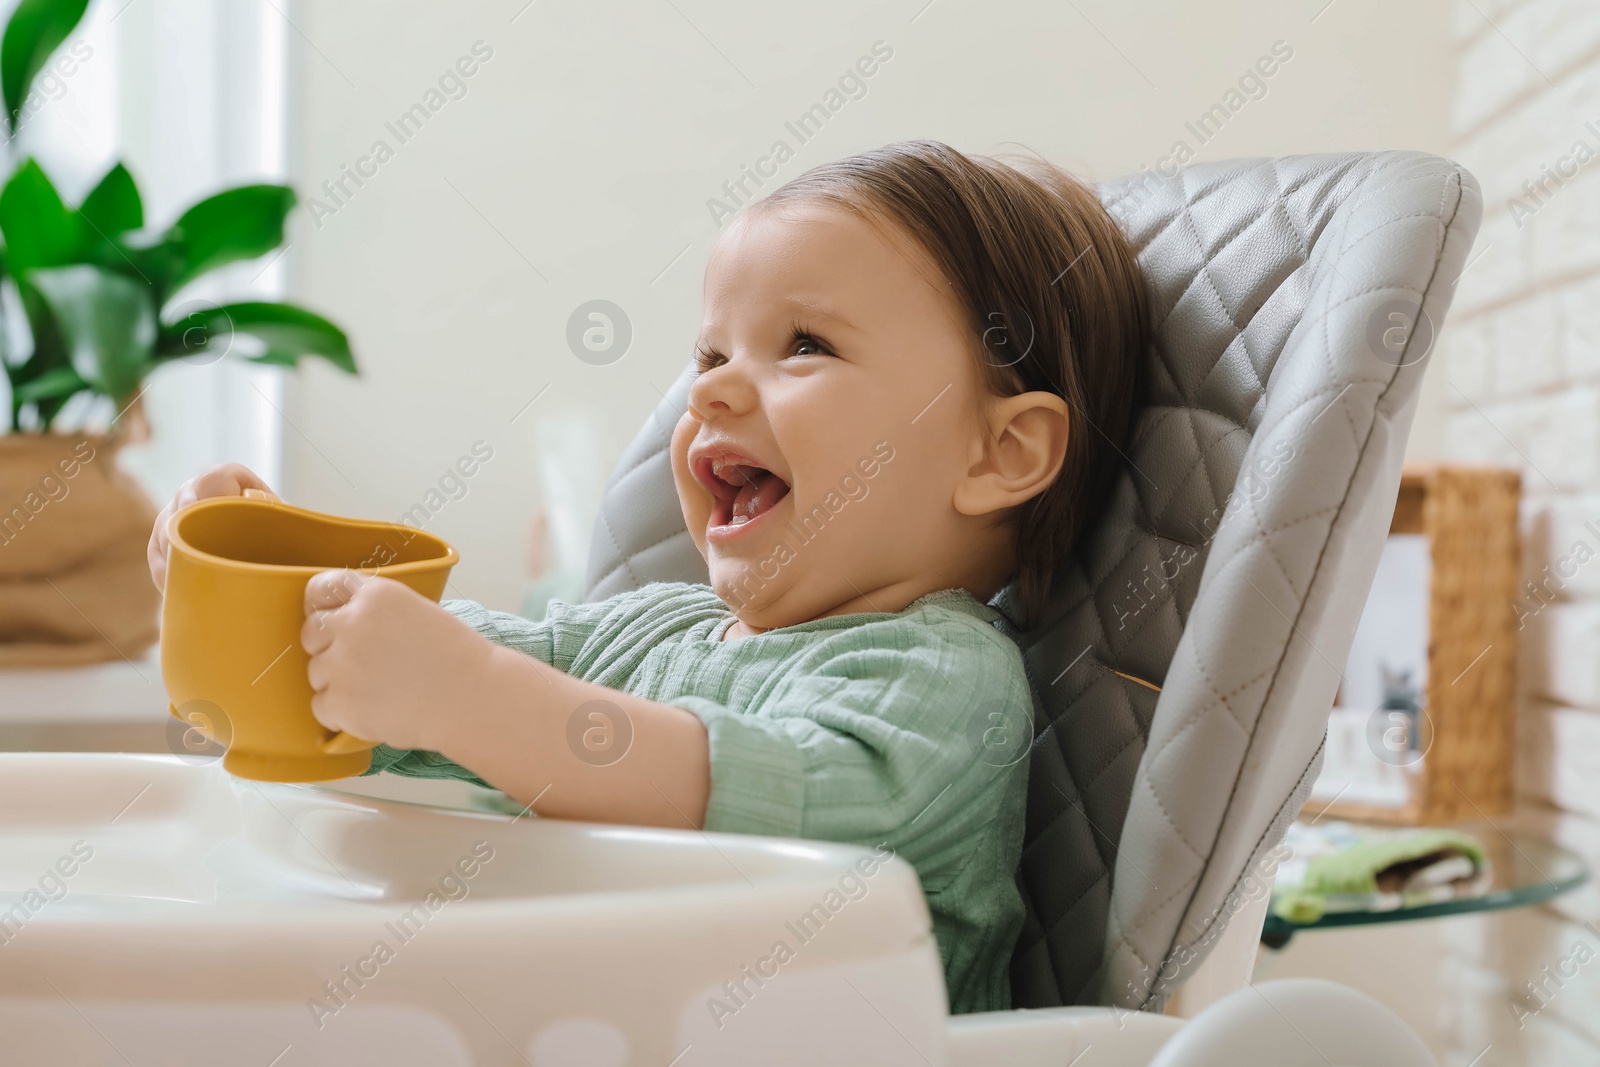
[146,139,1148,1015]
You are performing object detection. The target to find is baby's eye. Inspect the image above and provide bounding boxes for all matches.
[695,346,726,372]
[790,331,832,358]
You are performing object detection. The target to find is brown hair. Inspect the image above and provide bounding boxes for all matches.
[756,140,1149,629]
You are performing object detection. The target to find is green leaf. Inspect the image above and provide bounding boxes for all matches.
[156,301,356,375]
[111,230,181,290]
[27,264,156,401]
[0,0,89,132]
[15,276,67,373]
[12,363,87,404]
[78,163,143,235]
[162,184,295,298]
[0,159,83,273]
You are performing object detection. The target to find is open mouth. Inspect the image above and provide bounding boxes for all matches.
[695,454,792,536]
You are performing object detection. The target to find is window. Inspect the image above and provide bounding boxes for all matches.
[14,0,292,503]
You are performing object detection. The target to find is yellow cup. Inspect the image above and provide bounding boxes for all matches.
[160,490,459,783]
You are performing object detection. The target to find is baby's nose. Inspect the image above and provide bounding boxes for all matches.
[688,362,759,416]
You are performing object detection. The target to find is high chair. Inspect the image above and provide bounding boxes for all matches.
[583,150,1482,1063]
[0,150,1476,1065]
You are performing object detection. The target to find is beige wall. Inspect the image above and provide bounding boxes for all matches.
[283,0,1453,610]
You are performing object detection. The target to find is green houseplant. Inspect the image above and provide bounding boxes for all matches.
[0,0,356,666]
[1,0,355,431]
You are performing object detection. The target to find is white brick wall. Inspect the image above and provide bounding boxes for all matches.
[1449,4,1600,1061]
[1525,491,1600,598]
[1518,698,1600,816]
[1450,7,1600,705]
[1451,50,1600,320]
[1442,386,1600,487]
[1523,607,1600,706]
[1451,0,1600,773]
[1564,276,1600,380]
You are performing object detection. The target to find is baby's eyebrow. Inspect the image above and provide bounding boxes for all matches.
[785,295,857,331]
[695,296,860,346]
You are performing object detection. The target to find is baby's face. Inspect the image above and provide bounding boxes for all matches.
[670,201,993,629]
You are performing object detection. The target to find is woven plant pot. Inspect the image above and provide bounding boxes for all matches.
[0,428,160,667]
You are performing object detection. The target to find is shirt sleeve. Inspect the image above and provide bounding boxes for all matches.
[666,616,1032,897]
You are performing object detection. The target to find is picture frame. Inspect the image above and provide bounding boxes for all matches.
[1304,464,1521,825]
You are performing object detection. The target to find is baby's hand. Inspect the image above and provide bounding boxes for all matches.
[301,570,499,752]
[148,463,278,592]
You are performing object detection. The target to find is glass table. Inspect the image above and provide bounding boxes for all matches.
[1261,826,1589,949]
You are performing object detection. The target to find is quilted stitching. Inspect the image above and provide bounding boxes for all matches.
[1086,155,1478,1010]
[580,151,1482,1015]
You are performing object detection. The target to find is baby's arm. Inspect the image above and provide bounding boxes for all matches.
[436,646,711,827]
[301,569,710,828]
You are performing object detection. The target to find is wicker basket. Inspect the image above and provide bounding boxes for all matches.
[1302,463,1521,825]
[0,429,161,667]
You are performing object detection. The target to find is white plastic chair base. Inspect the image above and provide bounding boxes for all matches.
[1150,978,1437,1067]
[947,978,1436,1067]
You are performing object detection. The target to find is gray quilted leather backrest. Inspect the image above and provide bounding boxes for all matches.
[584,151,1482,1012]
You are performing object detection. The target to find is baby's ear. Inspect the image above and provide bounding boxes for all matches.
[951,391,1070,517]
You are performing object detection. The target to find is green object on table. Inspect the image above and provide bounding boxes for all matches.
[1273,828,1486,924]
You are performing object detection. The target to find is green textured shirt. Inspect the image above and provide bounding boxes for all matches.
[365,581,1031,1014]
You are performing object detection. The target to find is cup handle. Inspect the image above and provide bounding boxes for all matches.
[322,731,375,755]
